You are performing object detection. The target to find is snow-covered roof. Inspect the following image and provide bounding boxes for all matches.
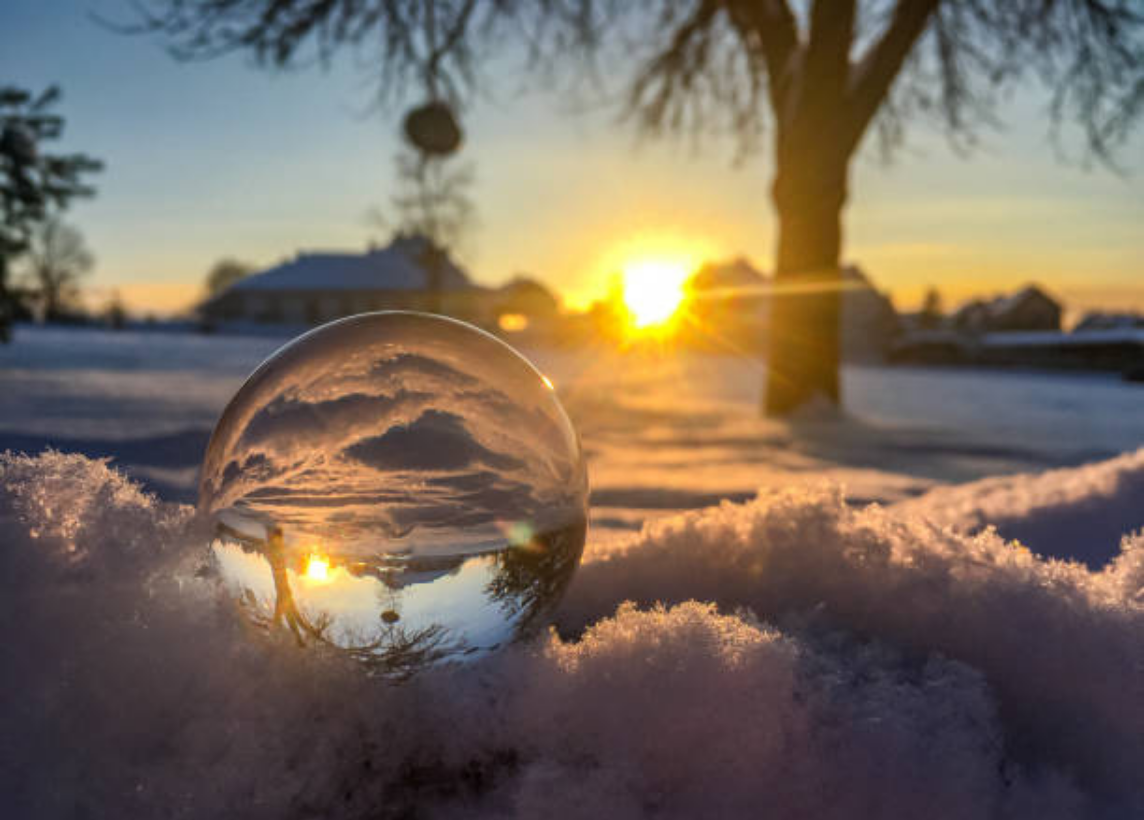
[986,285,1059,318]
[231,236,471,294]
[951,299,988,321]
[951,286,1060,324]
[1075,313,1144,332]
[980,328,1144,347]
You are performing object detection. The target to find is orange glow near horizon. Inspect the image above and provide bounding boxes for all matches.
[586,231,714,325]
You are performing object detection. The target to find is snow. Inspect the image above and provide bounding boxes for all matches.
[2,323,1144,546]
[2,325,1143,817]
[894,448,1144,566]
[2,450,1141,818]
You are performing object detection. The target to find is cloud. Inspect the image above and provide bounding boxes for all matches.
[238,389,430,452]
[345,410,524,473]
[369,352,480,389]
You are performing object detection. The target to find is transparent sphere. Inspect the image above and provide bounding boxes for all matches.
[199,312,588,676]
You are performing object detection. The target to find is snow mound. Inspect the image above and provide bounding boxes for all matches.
[2,451,1141,819]
[894,447,1144,566]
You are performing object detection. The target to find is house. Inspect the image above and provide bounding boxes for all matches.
[492,276,560,333]
[951,285,1062,334]
[949,299,991,333]
[840,265,899,362]
[1074,312,1144,332]
[199,235,489,327]
[687,256,770,299]
[985,285,1062,332]
[890,285,1144,375]
[679,260,898,361]
[680,257,771,353]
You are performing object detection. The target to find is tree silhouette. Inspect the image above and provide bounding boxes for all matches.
[389,148,476,312]
[485,521,587,638]
[1,86,102,341]
[103,289,128,330]
[390,149,475,258]
[214,521,460,677]
[21,218,94,321]
[127,1,1144,413]
[919,286,944,329]
[204,258,254,296]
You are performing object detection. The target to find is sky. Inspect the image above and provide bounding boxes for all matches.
[2,1,1142,320]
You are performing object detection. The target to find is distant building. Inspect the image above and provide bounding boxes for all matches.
[199,235,487,326]
[840,265,899,362]
[496,276,558,315]
[682,257,771,353]
[949,299,990,333]
[986,285,1062,332]
[680,260,898,361]
[951,285,1062,334]
[688,257,770,297]
[891,284,1144,376]
[1074,312,1144,332]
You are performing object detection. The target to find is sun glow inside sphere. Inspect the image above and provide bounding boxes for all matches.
[199,312,588,676]
[304,554,330,583]
[622,258,691,328]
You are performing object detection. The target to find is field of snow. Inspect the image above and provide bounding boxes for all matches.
[3,325,1143,550]
[2,324,1143,818]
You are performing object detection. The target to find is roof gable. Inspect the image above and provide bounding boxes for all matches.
[232,238,471,294]
[987,286,1059,318]
[687,258,768,293]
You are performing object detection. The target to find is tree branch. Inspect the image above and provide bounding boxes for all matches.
[804,0,855,99]
[627,1,721,133]
[726,0,799,114]
[845,0,940,150]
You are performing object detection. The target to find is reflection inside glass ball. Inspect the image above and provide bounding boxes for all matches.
[199,312,588,677]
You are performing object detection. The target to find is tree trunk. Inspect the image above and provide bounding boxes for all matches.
[763,153,848,416]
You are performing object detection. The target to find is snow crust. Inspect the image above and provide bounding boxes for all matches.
[894,447,1144,565]
[2,451,1141,819]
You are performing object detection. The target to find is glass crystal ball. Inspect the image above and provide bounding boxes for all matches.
[199,312,588,676]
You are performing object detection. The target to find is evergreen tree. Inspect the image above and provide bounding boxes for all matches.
[1,86,102,340]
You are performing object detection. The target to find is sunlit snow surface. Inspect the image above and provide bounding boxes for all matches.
[2,326,1144,817]
[2,450,1142,818]
[199,313,587,673]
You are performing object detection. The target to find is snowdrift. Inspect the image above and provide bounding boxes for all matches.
[893,447,1144,567]
[1,451,1141,819]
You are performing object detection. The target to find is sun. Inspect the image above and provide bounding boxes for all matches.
[622,257,692,328]
[303,553,331,583]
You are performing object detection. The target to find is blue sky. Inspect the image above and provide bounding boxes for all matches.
[3,1,1142,317]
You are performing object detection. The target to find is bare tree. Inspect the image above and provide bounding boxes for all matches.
[124,0,1144,414]
[104,288,128,330]
[390,149,475,257]
[366,147,476,312]
[919,286,943,329]
[22,218,94,321]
